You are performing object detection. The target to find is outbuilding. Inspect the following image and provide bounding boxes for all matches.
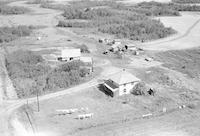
[57,49,81,61]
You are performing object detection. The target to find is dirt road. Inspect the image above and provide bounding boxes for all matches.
[142,12,200,51]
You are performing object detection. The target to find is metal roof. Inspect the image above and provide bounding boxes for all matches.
[61,49,81,58]
[108,70,140,85]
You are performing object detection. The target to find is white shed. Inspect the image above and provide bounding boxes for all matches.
[58,49,81,61]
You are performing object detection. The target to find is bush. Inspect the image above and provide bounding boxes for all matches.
[79,44,90,53]
[0,26,34,43]
[132,2,180,16]
[6,50,51,97]
[98,19,175,41]
[57,20,90,28]
[58,1,177,41]
[6,51,90,98]
[26,0,52,4]
[131,82,147,95]
[45,61,86,90]
[172,0,200,3]
[40,3,66,10]
[0,5,29,15]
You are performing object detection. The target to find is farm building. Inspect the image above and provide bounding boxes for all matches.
[103,70,140,97]
[80,57,93,64]
[57,49,81,61]
[80,57,93,73]
[113,39,121,45]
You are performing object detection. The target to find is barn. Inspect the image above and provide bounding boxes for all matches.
[103,70,140,97]
[57,49,81,61]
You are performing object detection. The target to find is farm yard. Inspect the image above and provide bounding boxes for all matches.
[23,84,200,136]
[1,0,200,136]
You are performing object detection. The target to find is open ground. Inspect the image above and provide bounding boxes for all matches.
[0,0,200,136]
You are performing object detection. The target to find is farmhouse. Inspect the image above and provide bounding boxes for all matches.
[57,48,81,61]
[103,70,140,97]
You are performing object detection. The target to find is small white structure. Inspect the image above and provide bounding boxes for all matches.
[58,49,81,61]
[37,37,41,40]
[80,57,92,64]
[113,39,121,45]
[78,113,94,119]
[103,70,140,97]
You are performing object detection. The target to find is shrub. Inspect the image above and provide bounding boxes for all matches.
[172,0,200,4]
[57,60,84,72]
[132,1,180,16]
[58,1,177,41]
[27,0,52,4]
[79,44,90,53]
[40,3,66,10]
[6,50,44,65]
[0,26,34,43]
[0,5,29,15]
[57,20,90,28]
[6,50,90,98]
[79,68,90,77]
[98,19,175,41]
[62,8,115,20]
[131,82,147,95]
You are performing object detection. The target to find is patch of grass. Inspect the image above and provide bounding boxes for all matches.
[154,48,200,79]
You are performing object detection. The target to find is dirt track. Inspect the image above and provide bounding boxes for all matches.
[142,12,200,51]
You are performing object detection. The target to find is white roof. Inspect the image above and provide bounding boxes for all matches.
[61,49,81,58]
[108,70,140,85]
[111,44,119,49]
[80,57,92,63]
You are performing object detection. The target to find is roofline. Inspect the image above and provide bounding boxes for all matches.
[118,80,140,85]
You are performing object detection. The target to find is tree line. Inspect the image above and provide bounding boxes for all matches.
[0,2,29,15]
[6,50,90,98]
[57,1,176,41]
[46,0,200,41]
[0,26,34,43]
[172,0,200,4]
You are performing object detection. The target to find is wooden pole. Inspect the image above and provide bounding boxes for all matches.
[36,90,40,112]
[92,57,94,73]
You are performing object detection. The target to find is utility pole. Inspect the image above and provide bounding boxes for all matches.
[91,57,94,73]
[36,89,40,112]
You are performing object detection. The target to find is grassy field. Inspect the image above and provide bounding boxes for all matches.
[152,48,200,79]
[30,83,200,136]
